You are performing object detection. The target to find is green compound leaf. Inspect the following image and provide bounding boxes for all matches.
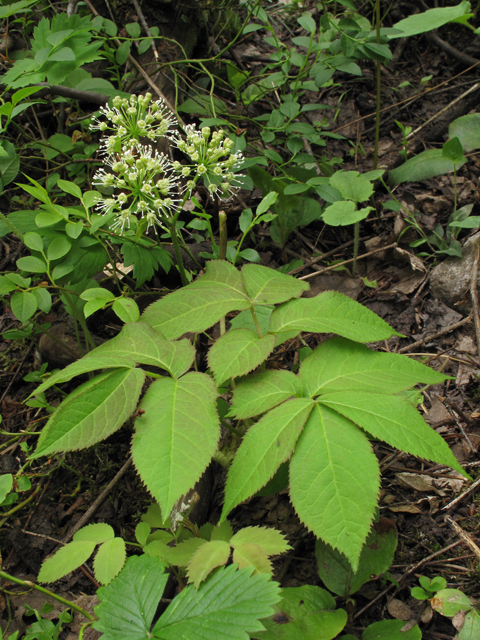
[330,170,374,203]
[38,540,96,583]
[16,256,47,273]
[93,555,169,640]
[270,292,401,343]
[316,519,397,597]
[33,368,145,458]
[142,260,250,339]
[30,354,136,397]
[210,519,234,542]
[228,370,304,420]
[152,565,281,640]
[362,620,422,640]
[322,201,373,226]
[132,372,219,517]
[299,337,448,397]
[90,322,195,378]
[94,537,126,585]
[187,540,231,588]
[259,585,347,640]
[318,392,467,476]
[222,399,314,521]
[165,538,207,567]
[241,264,309,305]
[73,523,114,544]
[11,290,37,323]
[232,543,272,574]
[208,329,276,386]
[230,526,291,556]
[290,404,380,571]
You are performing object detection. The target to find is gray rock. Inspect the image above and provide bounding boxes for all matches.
[430,232,480,315]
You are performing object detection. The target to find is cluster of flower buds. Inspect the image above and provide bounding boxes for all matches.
[90,92,244,234]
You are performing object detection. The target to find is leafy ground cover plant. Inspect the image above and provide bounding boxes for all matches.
[27,259,466,570]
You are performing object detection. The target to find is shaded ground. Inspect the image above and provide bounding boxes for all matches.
[1,1,480,638]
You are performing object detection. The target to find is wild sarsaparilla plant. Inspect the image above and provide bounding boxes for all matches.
[29,258,466,571]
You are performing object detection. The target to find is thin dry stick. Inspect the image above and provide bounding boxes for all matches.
[353,540,463,620]
[445,516,480,560]
[398,313,473,354]
[0,343,35,405]
[406,83,480,141]
[131,0,159,63]
[298,243,397,281]
[442,475,480,511]
[61,457,132,545]
[469,240,480,357]
[287,238,359,275]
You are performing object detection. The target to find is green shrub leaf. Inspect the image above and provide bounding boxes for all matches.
[290,404,380,570]
[74,523,114,543]
[38,540,96,583]
[33,368,145,457]
[388,149,467,186]
[152,565,281,639]
[11,290,37,322]
[112,298,140,323]
[93,555,169,640]
[230,526,291,555]
[90,322,195,378]
[241,264,309,305]
[187,540,231,588]
[232,543,272,574]
[208,329,276,385]
[298,337,448,397]
[362,620,422,640]
[228,370,304,419]
[390,1,472,39]
[16,256,47,273]
[132,373,219,517]
[222,399,314,520]
[270,292,401,343]
[318,392,466,476]
[94,537,126,585]
[330,171,374,203]
[165,538,206,566]
[449,113,480,152]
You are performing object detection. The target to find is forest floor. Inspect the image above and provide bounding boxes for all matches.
[1,2,480,639]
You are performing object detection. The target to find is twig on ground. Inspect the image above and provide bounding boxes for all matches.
[442,475,480,511]
[445,516,480,560]
[0,343,35,405]
[298,243,397,281]
[425,31,480,68]
[61,457,133,545]
[131,0,159,63]
[398,313,473,354]
[469,240,480,357]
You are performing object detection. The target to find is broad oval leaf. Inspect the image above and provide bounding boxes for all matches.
[11,290,37,322]
[323,201,373,226]
[16,256,47,273]
[208,329,276,386]
[142,261,249,339]
[390,1,472,39]
[38,540,96,584]
[290,404,380,570]
[228,370,304,419]
[388,149,467,186]
[270,292,401,343]
[449,113,480,152]
[152,565,281,640]
[187,540,231,588]
[94,537,127,585]
[93,555,169,640]
[73,523,114,544]
[112,297,140,323]
[222,398,314,521]
[318,392,467,476]
[232,543,272,574]
[132,372,219,517]
[362,620,422,640]
[330,170,374,203]
[299,337,448,397]
[33,368,145,458]
[90,322,195,379]
[241,264,309,305]
[230,526,291,556]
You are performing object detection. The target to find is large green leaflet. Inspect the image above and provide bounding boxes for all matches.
[93,555,169,640]
[228,370,304,419]
[298,337,448,396]
[289,404,380,570]
[33,368,145,458]
[222,399,314,520]
[142,261,250,338]
[318,392,466,476]
[208,329,276,386]
[152,565,281,640]
[132,372,219,517]
[270,292,401,342]
[89,322,195,378]
[241,263,309,305]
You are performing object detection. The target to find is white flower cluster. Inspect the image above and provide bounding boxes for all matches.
[175,125,244,197]
[90,92,245,235]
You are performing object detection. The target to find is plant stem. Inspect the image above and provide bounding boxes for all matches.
[0,484,42,529]
[169,220,188,286]
[0,570,95,621]
[372,0,381,170]
[353,221,360,276]
[219,210,227,335]
[250,306,263,338]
